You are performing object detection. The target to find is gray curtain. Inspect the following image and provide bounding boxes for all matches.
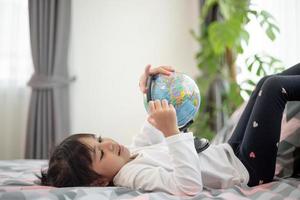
[25,0,72,159]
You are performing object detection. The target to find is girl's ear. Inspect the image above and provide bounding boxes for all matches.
[90,178,110,187]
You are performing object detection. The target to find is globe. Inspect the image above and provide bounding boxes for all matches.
[144,72,201,128]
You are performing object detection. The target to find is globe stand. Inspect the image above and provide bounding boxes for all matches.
[179,120,194,133]
[180,120,210,153]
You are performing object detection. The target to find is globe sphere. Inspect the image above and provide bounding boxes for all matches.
[144,72,201,128]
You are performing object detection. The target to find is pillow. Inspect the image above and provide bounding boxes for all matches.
[276,102,300,178]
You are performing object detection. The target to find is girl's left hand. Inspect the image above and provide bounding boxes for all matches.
[139,64,175,93]
[147,99,179,137]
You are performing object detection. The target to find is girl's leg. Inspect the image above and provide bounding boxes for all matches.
[228,75,270,152]
[237,75,300,186]
[278,62,300,75]
[228,63,300,153]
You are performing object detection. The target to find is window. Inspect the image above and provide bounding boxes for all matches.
[0,0,33,87]
[0,0,33,159]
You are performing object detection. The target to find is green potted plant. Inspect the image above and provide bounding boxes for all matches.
[190,0,283,139]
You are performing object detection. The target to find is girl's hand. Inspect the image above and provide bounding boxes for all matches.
[139,64,175,93]
[147,99,180,137]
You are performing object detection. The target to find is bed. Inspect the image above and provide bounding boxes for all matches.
[1,102,300,200]
[0,159,299,200]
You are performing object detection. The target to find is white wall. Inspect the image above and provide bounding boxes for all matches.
[68,0,200,145]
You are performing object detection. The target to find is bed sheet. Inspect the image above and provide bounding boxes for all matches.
[0,160,299,200]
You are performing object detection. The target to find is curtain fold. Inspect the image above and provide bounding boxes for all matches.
[26,0,72,159]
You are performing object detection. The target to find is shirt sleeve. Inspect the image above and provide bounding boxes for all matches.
[130,120,166,148]
[116,132,203,196]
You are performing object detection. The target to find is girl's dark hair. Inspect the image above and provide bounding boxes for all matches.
[39,133,102,187]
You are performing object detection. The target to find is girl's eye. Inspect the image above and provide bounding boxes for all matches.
[100,149,104,160]
[97,146,104,160]
[97,136,104,160]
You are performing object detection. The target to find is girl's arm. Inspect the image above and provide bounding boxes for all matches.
[138,133,203,196]
[120,100,203,196]
[131,65,175,147]
[116,130,203,196]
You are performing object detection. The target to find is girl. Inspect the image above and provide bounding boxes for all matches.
[40,64,300,196]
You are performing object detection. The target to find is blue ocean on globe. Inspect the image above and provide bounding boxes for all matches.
[144,72,201,128]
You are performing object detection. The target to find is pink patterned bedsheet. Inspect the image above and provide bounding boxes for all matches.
[0,160,299,200]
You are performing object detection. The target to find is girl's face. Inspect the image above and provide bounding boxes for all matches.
[79,136,131,185]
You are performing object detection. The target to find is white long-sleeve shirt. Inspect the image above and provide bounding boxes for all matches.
[113,121,249,196]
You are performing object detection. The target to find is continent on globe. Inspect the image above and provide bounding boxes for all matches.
[144,72,201,129]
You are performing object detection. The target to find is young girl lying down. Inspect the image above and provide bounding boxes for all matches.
[40,64,300,196]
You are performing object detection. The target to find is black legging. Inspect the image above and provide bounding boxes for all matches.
[228,63,300,186]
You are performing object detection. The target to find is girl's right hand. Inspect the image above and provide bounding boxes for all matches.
[139,64,175,94]
[147,99,180,137]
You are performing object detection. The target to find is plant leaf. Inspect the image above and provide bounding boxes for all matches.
[266,27,276,41]
[261,10,275,20]
[219,0,231,19]
[208,19,240,54]
[240,29,250,44]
